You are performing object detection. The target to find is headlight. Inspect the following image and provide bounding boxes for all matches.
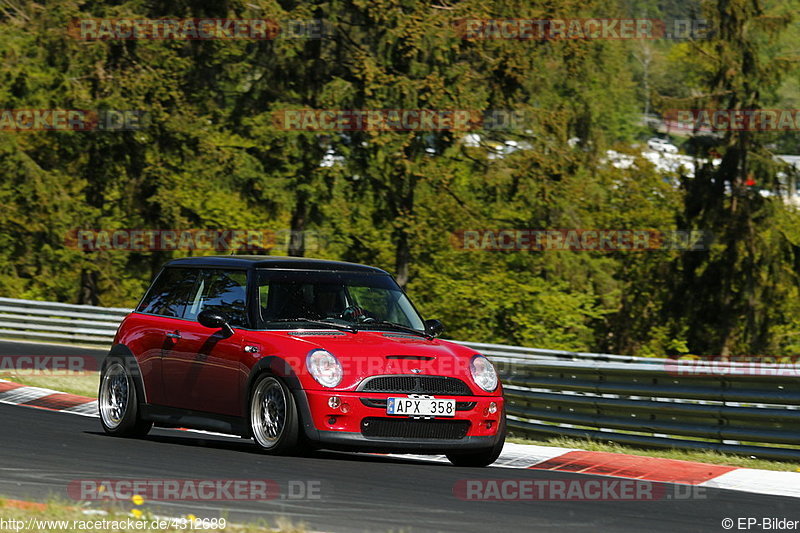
[470,354,498,392]
[306,349,343,388]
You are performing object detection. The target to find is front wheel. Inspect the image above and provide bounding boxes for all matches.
[249,375,303,454]
[446,421,506,467]
[98,358,152,437]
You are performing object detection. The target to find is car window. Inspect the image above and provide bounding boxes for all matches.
[184,269,248,327]
[259,280,348,321]
[348,285,390,319]
[349,285,421,327]
[136,268,198,318]
[255,270,424,330]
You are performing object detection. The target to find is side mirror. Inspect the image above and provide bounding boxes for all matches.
[424,319,445,338]
[198,309,234,337]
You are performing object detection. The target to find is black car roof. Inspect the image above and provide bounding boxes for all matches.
[164,255,389,274]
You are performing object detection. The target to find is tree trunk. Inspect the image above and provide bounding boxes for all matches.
[78,269,99,306]
[288,192,307,257]
[394,232,410,288]
[393,173,417,288]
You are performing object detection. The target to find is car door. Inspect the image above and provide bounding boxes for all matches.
[133,267,199,406]
[160,268,247,416]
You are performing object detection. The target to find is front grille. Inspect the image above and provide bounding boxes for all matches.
[360,398,476,411]
[359,375,472,395]
[361,417,470,439]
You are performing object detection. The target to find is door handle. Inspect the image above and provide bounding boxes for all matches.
[166,332,182,340]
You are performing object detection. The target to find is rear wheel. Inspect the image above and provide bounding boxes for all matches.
[99,358,152,437]
[446,420,506,467]
[249,375,304,454]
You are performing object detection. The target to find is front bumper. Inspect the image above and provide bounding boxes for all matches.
[294,389,505,453]
[314,430,502,453]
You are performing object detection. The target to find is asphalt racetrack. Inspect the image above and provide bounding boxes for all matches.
[0,340,797,532]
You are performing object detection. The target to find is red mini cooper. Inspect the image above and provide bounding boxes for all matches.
[99,256,506,466]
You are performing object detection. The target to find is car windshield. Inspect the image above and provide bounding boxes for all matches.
[254,270,425,332]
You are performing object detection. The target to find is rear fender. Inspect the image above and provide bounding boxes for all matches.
[102,344,148,406]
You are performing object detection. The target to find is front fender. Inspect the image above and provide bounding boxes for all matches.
[243,356,319,442]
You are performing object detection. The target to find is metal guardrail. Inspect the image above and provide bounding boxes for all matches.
[1,297,798,461]
[0,297,646,361]
[451,340,665,364]
[499,359,800,461]
[0,297,128,345]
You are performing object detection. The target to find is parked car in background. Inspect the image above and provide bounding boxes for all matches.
[647,137,679,153]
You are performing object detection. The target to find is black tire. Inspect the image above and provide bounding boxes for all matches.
[248,374,305,455]
[446,419,506,467]
[98,357,152,437]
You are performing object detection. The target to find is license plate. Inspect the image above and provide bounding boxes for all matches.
[386,397,456,417]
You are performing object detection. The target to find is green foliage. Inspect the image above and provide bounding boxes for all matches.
[0,0,798,356]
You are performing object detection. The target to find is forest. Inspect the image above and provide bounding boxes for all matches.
[1,0,799,357]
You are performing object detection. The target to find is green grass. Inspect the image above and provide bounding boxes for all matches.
[0,371,99,398]
[510,435,800,472]
[0,497,307,533]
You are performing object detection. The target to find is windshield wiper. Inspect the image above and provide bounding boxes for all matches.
[268,318,357,334]
[355,320,431,339]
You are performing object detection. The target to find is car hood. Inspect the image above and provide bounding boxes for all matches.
[252,329,485,392]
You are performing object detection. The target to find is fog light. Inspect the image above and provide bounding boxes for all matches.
[486,421,493,429]
[328,396,341,409]
[340,402,350,414]
[327,416,337,425]
[488,401,498,414]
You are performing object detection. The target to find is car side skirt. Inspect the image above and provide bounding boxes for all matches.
[140,404,248,437]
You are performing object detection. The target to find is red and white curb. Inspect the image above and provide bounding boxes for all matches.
[0,379,97,417]
[3,378,799,499]
[392,446,800,498]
